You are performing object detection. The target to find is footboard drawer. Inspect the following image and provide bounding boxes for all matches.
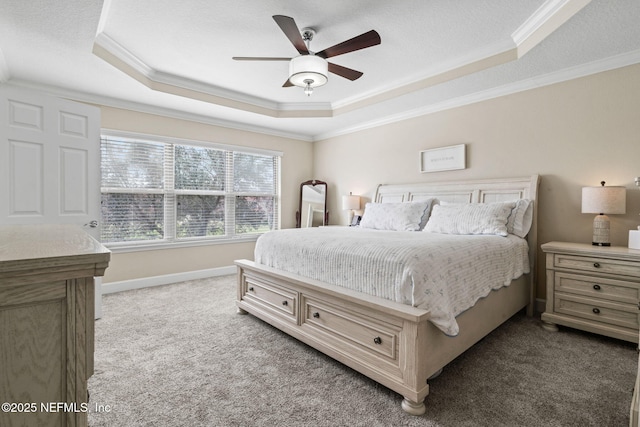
[241,274,298,324]
[300,295,402,374]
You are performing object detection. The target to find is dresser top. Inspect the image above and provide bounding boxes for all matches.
[0,224,110,274]
[541,241,640,260]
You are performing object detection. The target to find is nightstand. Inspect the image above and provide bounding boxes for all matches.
[632,334,640,427]
[541,242,640,343]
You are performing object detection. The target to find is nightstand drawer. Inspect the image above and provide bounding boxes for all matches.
[555,293,639,330]
[554,254,640,278]
[555,272,640,304]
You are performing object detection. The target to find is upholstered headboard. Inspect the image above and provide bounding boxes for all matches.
[373,175,540,313]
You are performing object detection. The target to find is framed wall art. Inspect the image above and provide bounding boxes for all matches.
[419,144,466,173]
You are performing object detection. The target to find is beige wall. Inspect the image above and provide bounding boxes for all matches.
[313,64,640,300]
[100,107,313,283]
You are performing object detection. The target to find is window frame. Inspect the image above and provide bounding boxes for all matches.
[100,130,282,253]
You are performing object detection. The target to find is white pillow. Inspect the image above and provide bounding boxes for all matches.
[360,200,434,231]
[506,199,533,238]
[423,201,516,236]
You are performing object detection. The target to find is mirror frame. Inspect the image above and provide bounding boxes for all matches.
[296,180,328,228]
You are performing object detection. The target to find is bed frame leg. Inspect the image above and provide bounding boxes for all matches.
[541,320,558,332]
[401,398,426,416]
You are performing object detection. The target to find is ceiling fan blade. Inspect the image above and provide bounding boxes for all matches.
[273,15,309,55]
[233,57,291,61]
[328,63,363,81]
[315,30,381,59]
[282,79,294,87]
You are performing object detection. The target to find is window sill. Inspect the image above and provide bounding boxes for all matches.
[104,234,260,254]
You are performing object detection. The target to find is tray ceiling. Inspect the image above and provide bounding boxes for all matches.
[1,0,639,140]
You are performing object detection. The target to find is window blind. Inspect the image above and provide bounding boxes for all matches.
[100,134,280,245]
[233,152,280,235]
[101,136,165,242]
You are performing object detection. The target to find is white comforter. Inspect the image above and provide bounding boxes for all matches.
[254,227,530,336]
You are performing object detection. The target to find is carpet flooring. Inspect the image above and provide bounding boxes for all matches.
[88,275,637,426]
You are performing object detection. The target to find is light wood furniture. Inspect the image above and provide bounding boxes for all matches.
[0,224,110,427]
[541,242,640,343]
[632,329,640,427]
[236,175,539,415]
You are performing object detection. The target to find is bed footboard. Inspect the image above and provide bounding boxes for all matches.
[235,259,530,415]
[236,259,434,414]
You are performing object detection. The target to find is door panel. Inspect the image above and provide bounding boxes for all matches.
[0,85,103,318]
[60,147,89,215]
[8,99,44,130]
[0,85,100,240]
[9,140,44,216]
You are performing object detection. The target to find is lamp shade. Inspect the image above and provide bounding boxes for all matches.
[289,55,328,88]
[342,194,360,211]
[581,184,626,214]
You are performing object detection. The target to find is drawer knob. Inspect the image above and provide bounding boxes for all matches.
[593,262,601,268]
[248,287,254,292]
[373,337,382,345]
[593,284,601,291]
[282,300,288,306]
[313,312,320,318]
[592,308,601,314]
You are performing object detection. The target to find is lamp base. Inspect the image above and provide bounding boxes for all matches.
[346,210,354,226]
[592,214,611,246]
[629,229,640,249]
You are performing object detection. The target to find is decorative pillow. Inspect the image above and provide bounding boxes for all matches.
[423,201,516,236]
[359,200,434,231]
[506,199,533,238]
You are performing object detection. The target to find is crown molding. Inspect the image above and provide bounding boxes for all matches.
[512,0,592,57]
[92,0,591,121]
[94,32,275,110]
[314,50,640,141]
[6,49,638,144]
[332,38,518,115]
[92,32,332,118]
[3,79,314,142]
[330,0,589,117]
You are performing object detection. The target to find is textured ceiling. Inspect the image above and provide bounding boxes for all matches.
[1,0,640,141]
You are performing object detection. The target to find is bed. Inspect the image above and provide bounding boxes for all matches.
[235,175,540,415]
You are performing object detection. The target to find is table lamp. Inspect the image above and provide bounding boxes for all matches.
[342,192,360,225]
[581,181,626,246]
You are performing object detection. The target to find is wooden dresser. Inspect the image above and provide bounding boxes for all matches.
[0,224,110,427]
[541,241,640,343]
[632,333,640,427]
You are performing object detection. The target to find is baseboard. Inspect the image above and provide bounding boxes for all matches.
[102,269,550,316]
[102,266,236,295]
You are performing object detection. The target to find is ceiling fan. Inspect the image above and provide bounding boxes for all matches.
[233,15,381,96]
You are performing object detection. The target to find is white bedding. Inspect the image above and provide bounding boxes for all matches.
[254,227,530,336]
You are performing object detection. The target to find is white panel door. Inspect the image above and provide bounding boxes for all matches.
[0,86,101,238]
[0,85,103,317]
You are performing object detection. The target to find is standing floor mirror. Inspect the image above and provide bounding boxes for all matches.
[296,180,328,228]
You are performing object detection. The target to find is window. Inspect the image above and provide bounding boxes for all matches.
[100,132,281,247]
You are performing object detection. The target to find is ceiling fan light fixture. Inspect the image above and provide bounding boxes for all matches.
[289,55,328,91]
